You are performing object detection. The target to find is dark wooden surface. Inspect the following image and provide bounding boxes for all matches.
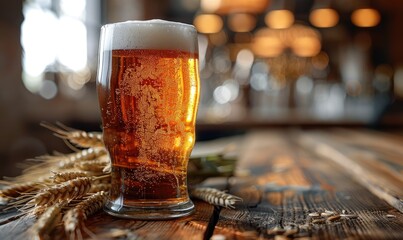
[1,129,403,239]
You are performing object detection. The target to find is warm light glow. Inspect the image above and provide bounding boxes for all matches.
[309,8,339,28]
[252,29,284,57]
[252,25,322,58]
[292,36,321,57]
[207,0,270,14]
[265,10,294,29]
[252,24,321,57]
[351,8,381,27]
[194,14,223,34]
[201,0,222,13]
[228,13,257,32]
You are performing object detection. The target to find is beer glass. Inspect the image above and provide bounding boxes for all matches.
[96,20,199,219]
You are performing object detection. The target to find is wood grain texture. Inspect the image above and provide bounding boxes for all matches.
[84,201,214,240]
[1,129,403,239]
[298,129,403,213]
[222,131,403,239]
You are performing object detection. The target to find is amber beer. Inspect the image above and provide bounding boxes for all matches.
[96,20,199,219]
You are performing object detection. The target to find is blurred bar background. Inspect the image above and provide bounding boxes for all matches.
[1,0,403,176]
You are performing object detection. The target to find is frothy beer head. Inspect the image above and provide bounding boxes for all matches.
[100,19,198,53]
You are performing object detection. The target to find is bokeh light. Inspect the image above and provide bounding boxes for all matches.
[351,8,381,27]
[194,14,223,34]
[309,8,339,28]
[252,28,284,57]
[265,10,294,29]
[228,13,257,32]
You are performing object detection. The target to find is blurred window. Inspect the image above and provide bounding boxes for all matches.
[21,0,100,99]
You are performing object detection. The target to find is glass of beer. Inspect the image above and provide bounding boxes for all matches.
[96,20,199,219]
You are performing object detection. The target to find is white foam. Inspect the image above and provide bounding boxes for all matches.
[101,20,198,53]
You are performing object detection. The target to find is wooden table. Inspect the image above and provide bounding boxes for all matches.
[1,129,403,239]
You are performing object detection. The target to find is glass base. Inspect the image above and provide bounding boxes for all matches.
[104,199,195,220]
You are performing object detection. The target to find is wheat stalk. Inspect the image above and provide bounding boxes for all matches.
[191,187,242,209]
[28,177,92,207]
[28,201,67,239]
[11,148,107,183]
[31,205,48,218]
[0,182,40,198]
[50,171,89,184]
[63,191,108,233]
[37,148,106,163]
[40,122,103,148]
[92,175,111,184]
[49,148,107,170]
[74,157,109,173]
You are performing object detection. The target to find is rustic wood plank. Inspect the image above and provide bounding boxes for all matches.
[298,130,403,213]
[214,131,403,239]
[329,129,403,173]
